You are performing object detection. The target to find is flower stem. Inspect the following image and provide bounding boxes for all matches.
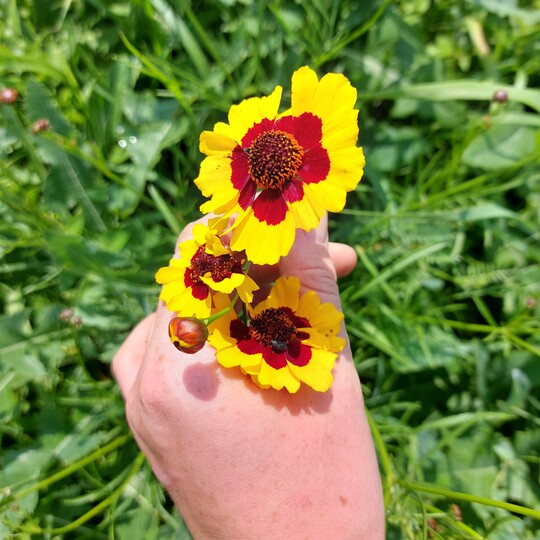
[366,409,395,508]
[19,452,146,535]
[1,432,131,508]
[205,293,239,325]
[400,479,540,520]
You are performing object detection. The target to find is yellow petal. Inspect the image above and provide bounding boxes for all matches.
[205,234,229,257]
[192,223,208,246]
[227,86,282,140]
[155,265,184,285]
[288,348,336,392]
[237,273,259,303]
[296,290,321,321]
[160,280,184,305]
[178,238,200,265]
[302,181,347,215]
[199,127,237,156]
[194,155,239,216]
[265,276,301,312]
[310,72,358,133]
[167,287,212,319]
[287,195,323,232]
[201,272,244,294]
[255,361,300,393]
[305,300,344,336]
[230,208,296,265]
[290,66,319,116]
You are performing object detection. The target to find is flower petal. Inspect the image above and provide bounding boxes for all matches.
[228,86,282,141]
[283,339,311,367]
[155,264,184,285]
[230,208,296,265]
[274,112,323,150]
[255,360,301,393]
[261,346,288,369]
[200,271,244,294]
[299,146,330,185]
[167,286,213,319]
[199,125,237,156]
[236,273,259,304]
[290,66,319,116]
[288,348,336,392]
[251,189,288,225]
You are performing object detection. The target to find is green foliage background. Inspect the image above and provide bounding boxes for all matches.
[1,0,539,538]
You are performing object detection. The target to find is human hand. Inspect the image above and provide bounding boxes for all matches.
[112,216,384,539]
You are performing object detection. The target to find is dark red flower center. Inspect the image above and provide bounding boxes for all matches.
[247,130,304,190]
[190,246,237,283]
[249,307,298,352]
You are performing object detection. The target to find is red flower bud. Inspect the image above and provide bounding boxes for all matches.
[168,317,208,354]
[31,118,51,134]
[0,88,18,104]
[492,89,508,103]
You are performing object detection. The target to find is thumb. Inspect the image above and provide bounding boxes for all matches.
[279,214,340,307]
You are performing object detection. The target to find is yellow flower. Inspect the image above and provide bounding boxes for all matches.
[195,66,365,265]
[208,276,346,393]
[155,223,258,319]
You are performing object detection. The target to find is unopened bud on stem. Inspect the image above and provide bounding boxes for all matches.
[168,316,208,354]
[0,88,18,104]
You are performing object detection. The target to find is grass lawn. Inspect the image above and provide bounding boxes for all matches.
[1,0,539,538]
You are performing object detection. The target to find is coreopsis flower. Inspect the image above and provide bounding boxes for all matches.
[208,276,345,393]
[156,223,258,319]
[195,66,364,265]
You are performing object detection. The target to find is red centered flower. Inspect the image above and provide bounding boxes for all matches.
[195,66,365,265]
[208,276,345,393]
[231,307,312,370]
[156,223,258,319]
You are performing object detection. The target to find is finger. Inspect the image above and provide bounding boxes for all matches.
[112,313,157,399]
[329,242,357,278]
[280,215,340,304]
[249,240,356,289]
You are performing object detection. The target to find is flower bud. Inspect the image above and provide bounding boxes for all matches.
[0,88,18,104]
[31,118,51,134]
[59,307,74,322]
[492,89,508,103]
[168,316,208,354]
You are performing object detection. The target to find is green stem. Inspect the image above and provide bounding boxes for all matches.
[401,479,540,520]
[205,293,239,325]
[366,409,395,508]
[20,452,146,535]
[424,504,483,540]
[2,433,132,507]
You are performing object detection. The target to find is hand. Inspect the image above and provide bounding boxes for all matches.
[112,216,385,539]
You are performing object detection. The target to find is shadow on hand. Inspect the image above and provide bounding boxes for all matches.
[184,358,334,416]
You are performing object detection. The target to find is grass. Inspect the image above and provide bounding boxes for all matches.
[1,0,539,538]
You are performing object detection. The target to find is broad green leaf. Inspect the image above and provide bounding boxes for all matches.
[367,126,429,172]
[462,125,537,170]
[0,449,52,488]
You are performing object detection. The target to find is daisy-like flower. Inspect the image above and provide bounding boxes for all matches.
[155,223,258,319]
[208,276,346,393]
[195,66,365,265]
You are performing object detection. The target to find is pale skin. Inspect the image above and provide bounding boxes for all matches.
[112,216,385,539]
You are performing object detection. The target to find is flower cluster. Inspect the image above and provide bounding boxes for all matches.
[156,66,364,393]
